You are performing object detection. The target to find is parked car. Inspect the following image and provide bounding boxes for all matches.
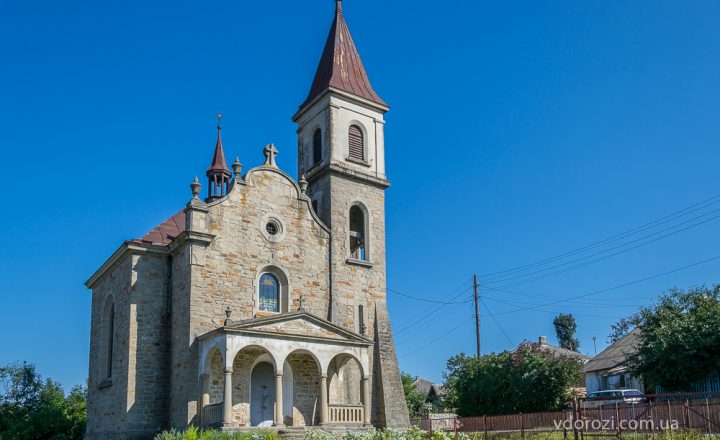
[581,389,646,408]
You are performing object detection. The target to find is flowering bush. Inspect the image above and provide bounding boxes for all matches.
[155,427,280,440]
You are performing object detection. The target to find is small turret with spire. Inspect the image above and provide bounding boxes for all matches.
[206,113,232,202]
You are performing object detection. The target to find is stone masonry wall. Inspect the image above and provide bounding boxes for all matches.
[170,166,331,427]
[86,251,171,440]
[326,174,410,427]
[87,256,132,439]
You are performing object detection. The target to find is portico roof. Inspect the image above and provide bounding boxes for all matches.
[198,311,373,346]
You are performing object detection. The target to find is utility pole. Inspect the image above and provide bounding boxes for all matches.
[474,274,480,358]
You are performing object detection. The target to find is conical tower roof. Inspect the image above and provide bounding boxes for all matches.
[206,123,231,178]
[300,0,387,110]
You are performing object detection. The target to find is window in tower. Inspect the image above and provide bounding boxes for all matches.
[348,124,364,162]
[103,297,115,381]
[349,205,367,261]
[259,273,280,313]
[313,128,322,165]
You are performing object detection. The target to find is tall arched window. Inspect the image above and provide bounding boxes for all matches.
[259,273,280,313]
[348,125,364,161]
[103,298,115,380]
[313,129,322,165]
[349,205,366,261]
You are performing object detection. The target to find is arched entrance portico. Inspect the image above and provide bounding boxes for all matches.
[197,311,372,429]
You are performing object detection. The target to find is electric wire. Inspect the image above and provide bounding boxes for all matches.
[484,208,720,287]
[480,297,514,346]
[479,193,720,280]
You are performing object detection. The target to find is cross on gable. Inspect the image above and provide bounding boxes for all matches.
[263,143,278,167]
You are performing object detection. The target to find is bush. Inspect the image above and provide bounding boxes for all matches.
[155,428,280,440]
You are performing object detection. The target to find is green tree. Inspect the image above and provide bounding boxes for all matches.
[401,372,427,417]
[0,362,87,440]
[618,285,720,391]
[553,313,580,352]
[443,344,583,417]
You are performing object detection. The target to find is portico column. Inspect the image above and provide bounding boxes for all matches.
[320,374,329,425]
[274,372,285,427]
[199,373,210,425]
[222,368,233,427]
[362,376,371,426]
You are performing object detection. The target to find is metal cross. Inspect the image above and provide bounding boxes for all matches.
[263,143,278,167]
[298,295,305,311]
[217,112,223,129]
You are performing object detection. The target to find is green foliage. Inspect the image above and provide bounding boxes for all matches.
[401,372,428,417]
[552,313,579,352]
[155,428,280,440]
[0,362,87,440]
[443,344,583,417]
[303,427,435,440]
[620,285,720,391]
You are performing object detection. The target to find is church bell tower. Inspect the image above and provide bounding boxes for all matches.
[293,0,409,428]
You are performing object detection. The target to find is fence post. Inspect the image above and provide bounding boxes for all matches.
[484,415,488,440]
[520,413,525,439]
[706,398,711,434]
[685,399,691,430]
[564,428,568,440]
[429,415,433,439]
[615,401,622,437]
[453,416,457,437]
[573,397,579,440]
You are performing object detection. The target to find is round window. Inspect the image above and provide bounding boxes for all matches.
[266,221,279,236]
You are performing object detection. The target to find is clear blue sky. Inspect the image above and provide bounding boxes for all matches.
[1,0,719,389]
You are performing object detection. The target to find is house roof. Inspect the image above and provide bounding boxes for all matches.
[299,0,387,110]
[412,376,445,397]
[138,209,186,246]
[584,328,641,373]
[539,343,592,361]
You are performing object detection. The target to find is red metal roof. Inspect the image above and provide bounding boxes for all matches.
[300,0,387,110]
[207,126,231,177]
[139,209,186,245]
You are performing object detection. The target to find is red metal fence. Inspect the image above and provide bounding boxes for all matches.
[412,392,720,437]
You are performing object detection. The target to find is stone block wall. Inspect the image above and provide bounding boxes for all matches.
[86,250,171,440]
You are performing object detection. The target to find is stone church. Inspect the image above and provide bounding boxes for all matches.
[84,1,409,438]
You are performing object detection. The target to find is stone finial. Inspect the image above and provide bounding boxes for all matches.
[224,306,232,326]
[190,176,202,199]
[299,175,308,194]
[262,144,278,167]
[232,156,243,177]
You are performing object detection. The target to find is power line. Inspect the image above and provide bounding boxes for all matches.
[399,316,474,359]
[480,297,514,346]
[479,193,720,279]
[393,281,474,335]
[387,287,474,304]
[484,254,720,317]
[484,208,720,287]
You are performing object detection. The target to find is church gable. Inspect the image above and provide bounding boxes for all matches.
[228,312,371,344]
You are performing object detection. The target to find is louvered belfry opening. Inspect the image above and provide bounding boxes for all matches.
[313,129,323,165]
[348,125,364,161]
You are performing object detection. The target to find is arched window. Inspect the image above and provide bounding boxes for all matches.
[259,273,280,313]
[349,205,366,261]
[348,125,364,161]
[103,298,115,380]
[313,129,322,165]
